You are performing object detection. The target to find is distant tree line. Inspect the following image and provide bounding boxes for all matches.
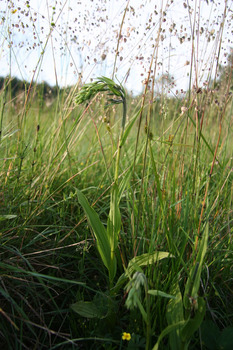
[0,76,59,100]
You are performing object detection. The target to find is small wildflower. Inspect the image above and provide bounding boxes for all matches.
[122,332,131,341]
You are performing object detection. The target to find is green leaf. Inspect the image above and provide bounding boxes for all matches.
[97,76,115,86]
[181,297,206,342]
[77,190,112,273]
[118,166,133,202]
[184,222,209,309]
[111,251,172,296]
[0,214,17,221]
[0,262,88,288]
[120,110,140,148]
[218,327,233,350]
[70,301,104,319]
[166,283,184,350]
[200,320,220,350]
[130,292,148,324]
[187,114,220,165]
[126,251,173,277]
[107,183,121,251]
[71,293,110,319]
[107,183,121,281]
[201,323,233,350]
[192,223,209,296]
[108,85,122,97]
[148,289,176,299]
[149,140,164,215]
[152,321,186,350]
[97,76,125,98]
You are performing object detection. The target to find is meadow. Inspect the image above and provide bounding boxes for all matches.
[0,1,233,349]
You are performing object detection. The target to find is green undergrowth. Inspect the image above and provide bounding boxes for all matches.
[0,77,233,350]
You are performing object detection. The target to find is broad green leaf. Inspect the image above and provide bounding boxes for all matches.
[77,190,112,273]
[181,297,206,342]
[166,283,184,350]
[200,320,220,350]
[71,301,104,319]
[111,251,172,296]
[126,251,173,277]
[218,327,233,350]
[184,222,209,309]
[148,289,176,299]
[192,223,209,297]
[152,321,186,350]
[71,293,109,319]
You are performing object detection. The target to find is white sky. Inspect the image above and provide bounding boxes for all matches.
[0,0,232,95]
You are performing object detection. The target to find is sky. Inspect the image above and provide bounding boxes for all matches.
[0,0,232,95]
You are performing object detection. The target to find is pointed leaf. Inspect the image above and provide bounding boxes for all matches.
[77,190,111,272]
[107,183,121,251]
[120,110,140,147]
[148,289,176,299]
[71,301,103,319]
[0,214,17,221]
[126,251,173,276]
[181,297,206,342]
[166,283,184,350]
[107,183,121,282]
[152,321,186,350]
[118,165,133,202]
[184,222,209,309]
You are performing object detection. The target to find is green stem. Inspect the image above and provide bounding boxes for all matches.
[145,285,151,350]
[110,99,126,290]
[114,100,127,184]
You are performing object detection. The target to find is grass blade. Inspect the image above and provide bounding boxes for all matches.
[77,189,112,274]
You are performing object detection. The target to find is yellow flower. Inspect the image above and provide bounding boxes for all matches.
[122,332,131,341]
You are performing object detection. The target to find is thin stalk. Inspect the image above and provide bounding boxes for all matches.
[132,2,164,252]
[114,100,127,184]
[195,58,232,250]
[0,77,8,143]
[112,0,130,79]
[145,291,151,350]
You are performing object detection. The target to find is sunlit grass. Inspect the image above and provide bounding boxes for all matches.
[0,0,233,349]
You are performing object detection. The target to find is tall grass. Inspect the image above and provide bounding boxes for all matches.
[0,0,233,349]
